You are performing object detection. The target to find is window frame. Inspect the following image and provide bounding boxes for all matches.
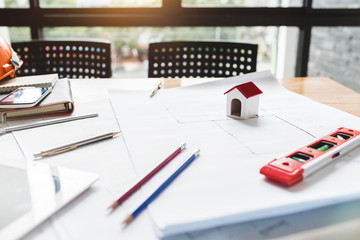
[0,0,359,76]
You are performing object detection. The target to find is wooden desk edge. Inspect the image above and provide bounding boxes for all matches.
[280,77,360,117]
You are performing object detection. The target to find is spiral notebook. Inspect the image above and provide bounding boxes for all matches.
[0,74,58,93]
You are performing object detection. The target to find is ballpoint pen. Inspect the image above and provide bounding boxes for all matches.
[123,149,200,225]
[0,113,99,135]
[34,131,120,158]
[108,142,187,210]
[149,80,163,98]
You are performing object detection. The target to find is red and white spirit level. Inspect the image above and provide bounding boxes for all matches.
[260,127,360,186]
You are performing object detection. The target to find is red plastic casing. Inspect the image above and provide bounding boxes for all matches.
[260,127,360,186]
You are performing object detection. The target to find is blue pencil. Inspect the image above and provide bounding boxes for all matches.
[123,149,200,225]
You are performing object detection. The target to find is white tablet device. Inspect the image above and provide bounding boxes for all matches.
[0,157,98,240]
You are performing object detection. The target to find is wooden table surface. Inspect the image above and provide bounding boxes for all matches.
[279,77,360,117]
[72,76,360,117]
[162,77,360,117]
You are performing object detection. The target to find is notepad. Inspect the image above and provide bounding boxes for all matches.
[0,74,58,93]
[0,78,74,122]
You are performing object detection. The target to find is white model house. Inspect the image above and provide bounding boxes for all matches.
[224,81,263,120]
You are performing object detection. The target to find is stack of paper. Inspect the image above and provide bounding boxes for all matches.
[0,74,58,93]
[109,71,360,237]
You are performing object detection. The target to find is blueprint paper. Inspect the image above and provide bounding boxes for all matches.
[109,71,360,237]
[9,95,158,240]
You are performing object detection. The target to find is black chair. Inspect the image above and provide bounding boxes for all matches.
[148,41,257,78]
[12,39,112,78]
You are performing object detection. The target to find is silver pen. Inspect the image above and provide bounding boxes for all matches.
[0,113,99,135]
[34,131,121,158]
[149,80,163,98]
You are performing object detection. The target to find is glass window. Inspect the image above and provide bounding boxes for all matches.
[312,0,360,8]
[276,27,299,78]
[39,0,161,8]
[8,27,31,42]
[308,27,360,93]
[44,26,281,78]
[182,0,303,8]
[2,0,29,8]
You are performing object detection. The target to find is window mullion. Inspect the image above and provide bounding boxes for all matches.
[163,0,181,10]
[30,0,43,39]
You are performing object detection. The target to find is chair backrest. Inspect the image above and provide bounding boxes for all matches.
[148,41,257,78]
[12,39,112,78]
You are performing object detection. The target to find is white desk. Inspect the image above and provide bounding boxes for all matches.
[6,77,359,240]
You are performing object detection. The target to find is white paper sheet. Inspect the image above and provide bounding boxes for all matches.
[109,71,360,237]
[5,81,175,240]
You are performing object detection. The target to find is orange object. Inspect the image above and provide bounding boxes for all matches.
[0,36,23,81]
[260,127,360,186]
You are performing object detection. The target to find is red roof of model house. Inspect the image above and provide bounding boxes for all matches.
[224,82,263,99]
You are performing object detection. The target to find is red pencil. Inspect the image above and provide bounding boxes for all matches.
[108,142,186,210]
